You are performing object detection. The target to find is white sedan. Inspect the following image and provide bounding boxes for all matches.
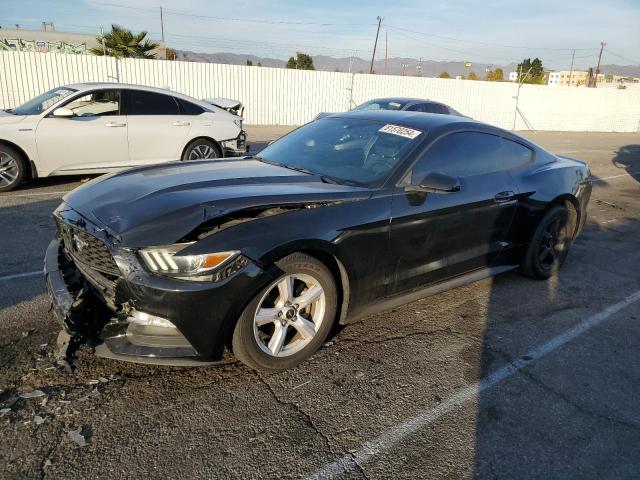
[0,83,247,192]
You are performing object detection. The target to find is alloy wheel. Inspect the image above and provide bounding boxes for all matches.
[0,152,19,188]
[188,144,217,160]
[253,273,326,357]
[538,218,566,268]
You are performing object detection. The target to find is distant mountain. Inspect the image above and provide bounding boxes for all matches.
[599,64,640,77]
[175,50,639,78]
[176,50,286,68]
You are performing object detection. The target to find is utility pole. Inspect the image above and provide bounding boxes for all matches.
[369,16,382,74]
[384,31,388,75]
[593,41,606,87]
[568,49,575,86]
[100,26,107,55]
[401,63,408,76]
[160,6,167,59]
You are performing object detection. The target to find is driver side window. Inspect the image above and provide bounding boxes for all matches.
[62,90,121,117]
[411,131,503,182]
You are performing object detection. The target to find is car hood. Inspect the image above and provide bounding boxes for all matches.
[63,159,369,247]
[0,111,27,124]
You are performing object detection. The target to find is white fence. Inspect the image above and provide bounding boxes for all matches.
[1,51,639,132]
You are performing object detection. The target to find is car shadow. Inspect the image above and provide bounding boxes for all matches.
[473,214,640,478]
[0,197,60,310]
[612,144,640,184]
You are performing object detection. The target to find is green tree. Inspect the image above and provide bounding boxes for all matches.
[467,71,478,80]
[286,52,315,70]
[517,58,544,84]
[484,68,504,81]
[246,59,253,66]
[439,71,451,78]
[90,24,159,58]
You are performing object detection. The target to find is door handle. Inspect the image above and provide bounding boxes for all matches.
[172,121,191,126]
[105,121,126,127]
[494,191,516,203]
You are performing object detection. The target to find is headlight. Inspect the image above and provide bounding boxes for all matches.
[233,118,243,129]
[139,243,240,281]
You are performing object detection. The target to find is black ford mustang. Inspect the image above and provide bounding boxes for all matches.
[45,111,591,371]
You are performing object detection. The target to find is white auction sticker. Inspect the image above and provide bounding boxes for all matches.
[378,124,422,139]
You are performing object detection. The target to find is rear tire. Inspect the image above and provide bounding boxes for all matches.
[182,139,221,161]
[232,253,337,371]
[0,145,27,192]
[521,205,572,279]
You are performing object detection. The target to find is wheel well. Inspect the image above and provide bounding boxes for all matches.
[0,140,34,179]
[299,249,350,327]
[181,136,223,159]
[545,195,579,238]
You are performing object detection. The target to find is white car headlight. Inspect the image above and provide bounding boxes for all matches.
[139,243,240,281]
[233,118,243,129]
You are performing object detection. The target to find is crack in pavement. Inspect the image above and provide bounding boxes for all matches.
[253,371,370,480]
[336,327,482,348]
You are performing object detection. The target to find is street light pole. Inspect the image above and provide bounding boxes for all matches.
[369,16,382,74]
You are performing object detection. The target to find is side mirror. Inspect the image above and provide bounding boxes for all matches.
[406,171,461,194]
[52,107,74,118]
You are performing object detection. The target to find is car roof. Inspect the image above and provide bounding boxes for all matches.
[63,82,216,111]
[364,97,439,105]
[331,110,539,149]
[335,109,472,129]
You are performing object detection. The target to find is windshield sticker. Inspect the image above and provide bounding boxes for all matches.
[379,124,422,139]
[388,102,402,108]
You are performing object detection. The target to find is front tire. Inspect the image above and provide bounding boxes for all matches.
[0,145,27,192]
[182,139,221,161]
[521,205,572,279]
[232,253,337,371]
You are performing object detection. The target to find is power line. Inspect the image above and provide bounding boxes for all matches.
[603,49,640,65]
[385,25,599,52]
[89,1,376,27]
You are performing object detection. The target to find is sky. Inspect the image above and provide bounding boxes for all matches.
[1,0,639,69]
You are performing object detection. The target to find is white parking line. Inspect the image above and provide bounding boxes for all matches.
[0,271,42,282]
[593,171,640,182]
[305,289,640,480]
[0,190,70,199]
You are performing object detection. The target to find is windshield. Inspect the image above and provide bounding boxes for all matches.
[257,117,424,186]
[354,100,408,111]
[12,87,77,116]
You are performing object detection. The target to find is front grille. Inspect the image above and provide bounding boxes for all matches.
[56,219,120,276]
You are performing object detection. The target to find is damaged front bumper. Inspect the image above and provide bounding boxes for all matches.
[221,130,248,157]
[44,229,274,366]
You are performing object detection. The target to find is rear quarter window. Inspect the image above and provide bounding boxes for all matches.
[177,98,205,115]
[501,138,534,169]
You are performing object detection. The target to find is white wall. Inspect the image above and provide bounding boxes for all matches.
[1,51,639,132]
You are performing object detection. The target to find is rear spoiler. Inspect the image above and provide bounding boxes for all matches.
[203,98,244,117]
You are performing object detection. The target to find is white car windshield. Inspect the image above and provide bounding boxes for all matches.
[11,87,77,116]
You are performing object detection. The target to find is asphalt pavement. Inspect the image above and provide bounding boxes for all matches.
[1,128,639,479]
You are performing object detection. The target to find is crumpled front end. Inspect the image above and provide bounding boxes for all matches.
[44,204,275,366]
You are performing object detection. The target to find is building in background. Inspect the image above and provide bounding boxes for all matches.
[547,70,639,88]
[0,26,166,58]
[548,70,590,86]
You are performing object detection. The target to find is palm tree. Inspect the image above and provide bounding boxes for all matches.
[91,25,159,58]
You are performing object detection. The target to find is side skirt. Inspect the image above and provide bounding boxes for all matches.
[345,264,519,324]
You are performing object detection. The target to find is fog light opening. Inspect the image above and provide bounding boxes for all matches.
[128,311,176,329]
